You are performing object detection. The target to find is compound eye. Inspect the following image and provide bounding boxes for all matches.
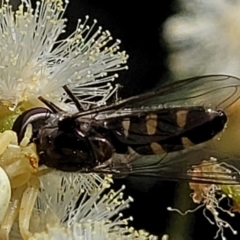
[12,107,50,143]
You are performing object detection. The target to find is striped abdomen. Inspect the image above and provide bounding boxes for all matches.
[106,107,227,155]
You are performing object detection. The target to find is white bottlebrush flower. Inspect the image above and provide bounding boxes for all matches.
[0,0,157,239]
[163,0,240,80]
[0,0,128,109]
[0,0,158,239]
[9,171,157,240]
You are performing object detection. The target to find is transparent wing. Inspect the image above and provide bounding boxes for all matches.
[109,146,240,185]
[134,75,240,110]
[75,74,240,119]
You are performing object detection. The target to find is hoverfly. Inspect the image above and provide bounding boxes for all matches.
[12,75,240,184]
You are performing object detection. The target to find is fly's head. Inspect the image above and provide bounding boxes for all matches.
[183,108,227,144]
[12,107,52,142]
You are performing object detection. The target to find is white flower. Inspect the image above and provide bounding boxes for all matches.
[0,0,128,108]
[163,0,240,80]
[10,171,157,240]
[0,1,157,239]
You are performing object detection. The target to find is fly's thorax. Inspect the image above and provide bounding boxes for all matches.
[35,127,93,172]
[36,115,114,172]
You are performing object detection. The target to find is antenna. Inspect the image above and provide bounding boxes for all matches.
[63,85,83,112]
[38,96,64,113]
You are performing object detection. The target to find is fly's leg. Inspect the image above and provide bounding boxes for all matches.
[19,175,39,240]
[0,185,26,240]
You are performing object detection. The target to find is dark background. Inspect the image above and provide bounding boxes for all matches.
[62,1,240,240]
[31,0,240,239]
[63,0,173,98]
